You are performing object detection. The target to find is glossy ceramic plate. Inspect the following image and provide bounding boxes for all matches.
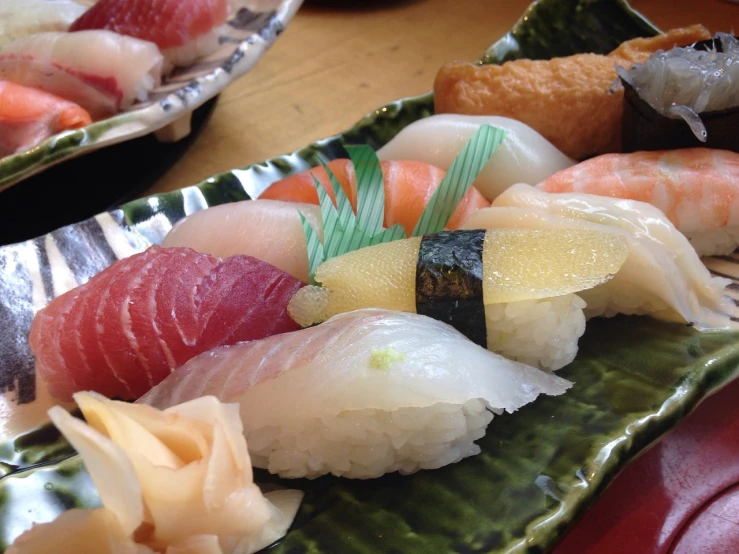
[1,0,739,552]
[0,0,303,194]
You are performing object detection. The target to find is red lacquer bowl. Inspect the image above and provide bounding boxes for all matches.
[553,377,739,553]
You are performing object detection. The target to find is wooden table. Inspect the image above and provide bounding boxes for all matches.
[143,0,739,198]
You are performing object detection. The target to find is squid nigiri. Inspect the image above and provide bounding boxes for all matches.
[465,184,731,328]
[0,31,164,119]
[375,114,575,201]
[29,246,303,402]
[0,0,87,48]
[288,228,629,370]
[0,81,92,157]
[258,159,491,236]
[70,0,230,67]
[139,309,573,479]
[536,148,739,256]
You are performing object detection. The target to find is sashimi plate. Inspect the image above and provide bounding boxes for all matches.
[2,0,739,553]
[0,0,303,193]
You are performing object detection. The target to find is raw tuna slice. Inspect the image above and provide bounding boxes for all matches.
[70,0,230,67]
[28,245,303,401]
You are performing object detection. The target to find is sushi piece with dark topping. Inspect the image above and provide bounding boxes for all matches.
[618,32,739,152]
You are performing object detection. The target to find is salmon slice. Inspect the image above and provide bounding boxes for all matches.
[0,80,91,157]
[259,159,491,236]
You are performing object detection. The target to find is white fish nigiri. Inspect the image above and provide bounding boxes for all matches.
[0,1,87,48]
[139,309,572,479]
[162,199,322,283]
[0,31,163,119]
[376,114,575,201]
[462,184,732,328]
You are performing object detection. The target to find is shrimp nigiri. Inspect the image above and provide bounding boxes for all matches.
[258,159,490,236]
[0,81,92,157]
[536,148,739,256]
[0,31,164,119]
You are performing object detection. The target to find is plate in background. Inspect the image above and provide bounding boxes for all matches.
[1,1,738,553]
[0,0,303,195]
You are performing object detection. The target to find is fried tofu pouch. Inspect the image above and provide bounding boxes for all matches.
[433,25,712,160]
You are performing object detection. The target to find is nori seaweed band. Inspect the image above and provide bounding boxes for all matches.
[415,230,487,347]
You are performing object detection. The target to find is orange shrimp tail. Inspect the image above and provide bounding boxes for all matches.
[260,159,490,235]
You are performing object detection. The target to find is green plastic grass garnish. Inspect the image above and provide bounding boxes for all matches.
[299,124,507,283]
[411,124,506,236]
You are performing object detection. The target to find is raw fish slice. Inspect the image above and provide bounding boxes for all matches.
[30,246,304,401]
[128,248,202,383]
[259,159,491,236]
[28,289,84,392]
[96,247,171,396]
[375,114,575,201]
[70,0,229,67]
[0,31,164,119]
[155,251,219,366]
[93,249,164,398]
[139,309,572,479]
[196,256,305,353]
[162,200,323,283]
[0,0,87,48]
[64,258,140,399]
[0,81,92,157]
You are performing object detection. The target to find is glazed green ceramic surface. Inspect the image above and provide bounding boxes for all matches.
[3,318,739,553]
[3,1,737,553]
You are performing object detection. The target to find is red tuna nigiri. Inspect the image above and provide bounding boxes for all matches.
[0,80,91,157]
[70,0,229,67]
[259,159,491,236]
[29,246,303,402]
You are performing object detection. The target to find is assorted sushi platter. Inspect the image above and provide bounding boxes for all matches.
[1,0,739,552]
[0,0,303,192]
